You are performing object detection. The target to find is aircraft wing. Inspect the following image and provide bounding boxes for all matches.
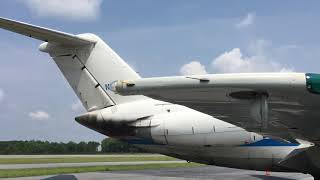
[111,73,320,144]
[0,17,95,45]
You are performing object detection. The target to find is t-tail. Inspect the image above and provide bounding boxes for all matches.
[0,17,146,112]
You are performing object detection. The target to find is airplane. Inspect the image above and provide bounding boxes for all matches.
[1,17,320,179]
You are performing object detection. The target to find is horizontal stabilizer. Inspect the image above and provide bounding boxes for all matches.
[0,17,95,46]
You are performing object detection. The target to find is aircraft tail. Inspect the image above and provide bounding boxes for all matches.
[0,17,146,111]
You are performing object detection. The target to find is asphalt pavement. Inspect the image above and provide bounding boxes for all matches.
[2,166,314,180]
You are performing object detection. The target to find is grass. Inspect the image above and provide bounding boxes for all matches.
[0,156,177,164]
[0,163,202,178]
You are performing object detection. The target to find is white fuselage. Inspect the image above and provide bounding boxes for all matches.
[76,99,313,172]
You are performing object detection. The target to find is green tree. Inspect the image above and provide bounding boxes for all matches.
[101,138,145,153]
[0,140,101,154]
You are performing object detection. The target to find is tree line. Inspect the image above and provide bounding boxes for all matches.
[0,138,145,154]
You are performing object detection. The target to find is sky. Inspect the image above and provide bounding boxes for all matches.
[1,0,320,142]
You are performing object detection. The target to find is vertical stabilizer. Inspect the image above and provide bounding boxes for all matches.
[0,17,147,112]
[39,34,147,111]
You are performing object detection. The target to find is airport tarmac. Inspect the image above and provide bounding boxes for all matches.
[3,166,314,180]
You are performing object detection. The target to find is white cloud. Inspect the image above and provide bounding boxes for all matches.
[71,100,85,112]
[236,13,255,28]
[180,61,208,75]
[211,48,293,73]
[21,0,103,21]
[0,89,4,102]
[29,110,50,120]
[180,39,293,74]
